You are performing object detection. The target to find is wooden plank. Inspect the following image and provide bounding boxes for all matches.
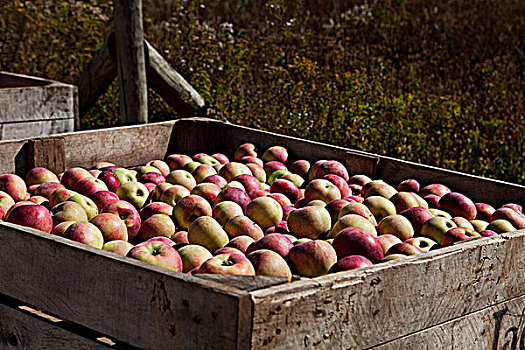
[61,120,176,169]
[172,118,228,156]
[145,40,206,116]
[0,119,74,141]
[371,294,525,350]
[345,151,380,178]
[27,137,67,175]
[0,221,252,349]
[0,139,28,175]
[76,33,118,120]
[249,231,525,349]
[0,295,118,349]
[0,83,76,123]
[113,0,148,125]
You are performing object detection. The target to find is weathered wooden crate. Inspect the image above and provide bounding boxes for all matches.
[0,72,77,140]
[1,118,525,349]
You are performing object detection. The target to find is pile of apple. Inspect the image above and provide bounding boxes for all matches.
[0,142,523,280]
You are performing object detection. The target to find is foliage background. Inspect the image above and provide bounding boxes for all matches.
[1,0,524,183]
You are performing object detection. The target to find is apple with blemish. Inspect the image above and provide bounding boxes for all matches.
[173,194,212,230]
[363,196,397,222]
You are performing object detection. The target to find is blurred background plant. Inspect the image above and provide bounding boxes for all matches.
[1,0,523,183]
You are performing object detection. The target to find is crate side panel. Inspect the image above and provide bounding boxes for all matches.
[63,121,175,169]
[250,232,525,349]
[0,84,76,123]
[0,119,74,141]
[172,118,227,156]
[371,294,525,350]
[0,222,246,350]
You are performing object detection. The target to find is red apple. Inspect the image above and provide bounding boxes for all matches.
[50,201,88,226]
[6,204,53,233]
[475,203,496,221]
[397,179,420,192]
[34,182,65,199]
[173,194,213,230]
[98,171,121,193]
[73,176,109,196]
[289,160,310,179]
[245,233,294,258]
[140,202,173,221]
[166,154,193,171]
[418,183,451,198]
[441,227,481,247]
[90,190,120,211]
[61,167,92,189]
[203,174,228,188]
[233,143,257,161]
[196,252,255,276]
[438,192,477,221]
[127,240,182,272]
[332,227,384,262]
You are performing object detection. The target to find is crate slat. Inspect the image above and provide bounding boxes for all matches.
[249,231,525,349]
[0,222,252,349]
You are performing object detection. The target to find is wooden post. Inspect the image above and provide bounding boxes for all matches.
[113,0,148,125]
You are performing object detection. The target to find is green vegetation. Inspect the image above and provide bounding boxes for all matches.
[1,0,524,183]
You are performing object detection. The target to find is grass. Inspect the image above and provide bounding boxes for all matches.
[0,0,524,183]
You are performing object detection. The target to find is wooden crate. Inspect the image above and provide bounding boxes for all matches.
[1,117,524,349]
[0,72,77,140]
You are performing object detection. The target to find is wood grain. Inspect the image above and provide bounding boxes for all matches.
[371,294,525,350]
[113,0,148,125]
[0,221,252,349]
[27,137,67,175]
[0,83,76,123]
[61,121,176,169]
[249,231,525,349]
